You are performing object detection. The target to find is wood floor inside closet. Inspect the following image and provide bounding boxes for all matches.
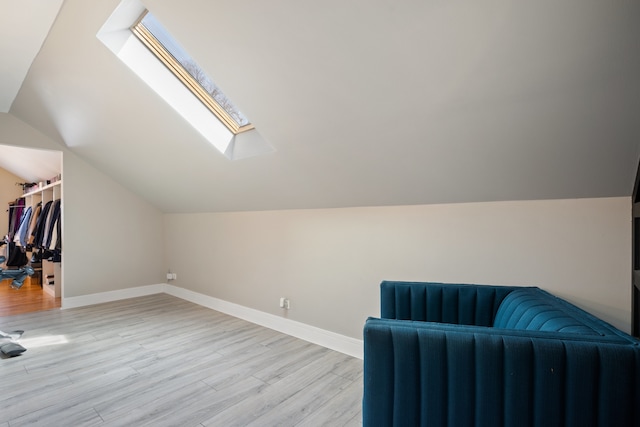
[0,275,61,316]
[0,293,363,426]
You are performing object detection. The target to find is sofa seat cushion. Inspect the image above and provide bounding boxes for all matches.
[493,288,600,335]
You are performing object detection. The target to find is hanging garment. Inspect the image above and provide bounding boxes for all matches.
[26,202,42,249]
[13,206,32,247]
[7,199,25,240]
[5,241,28,267]
[32,200,52,248]
[43,200,61,250]
[50,212,62,262]
[48,213,61,251]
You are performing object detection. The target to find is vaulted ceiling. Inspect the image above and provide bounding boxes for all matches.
[3,0,640,212]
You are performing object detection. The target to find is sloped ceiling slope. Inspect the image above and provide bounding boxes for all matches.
[8,0,640,213]
[0,0,64,113]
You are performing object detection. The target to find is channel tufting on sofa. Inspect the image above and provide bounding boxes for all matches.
[363,281,640,427]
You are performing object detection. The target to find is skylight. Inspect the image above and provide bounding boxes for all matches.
[97,0,274,160]
[131,11,253,135]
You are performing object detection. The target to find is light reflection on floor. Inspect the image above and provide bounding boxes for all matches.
[19,335,69,348]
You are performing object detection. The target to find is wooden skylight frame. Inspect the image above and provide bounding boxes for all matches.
[131,11,254,135]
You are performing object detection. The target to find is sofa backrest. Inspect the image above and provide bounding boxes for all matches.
[493,288,602,335]
[381,281,517,326]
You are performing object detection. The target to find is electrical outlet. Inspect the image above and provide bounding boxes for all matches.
[172,273,177,280]
[279,297,290,309]
[166,273,173,281]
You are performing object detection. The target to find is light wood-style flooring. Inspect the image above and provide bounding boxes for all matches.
[0,293,363,426]
[0,275,61,316]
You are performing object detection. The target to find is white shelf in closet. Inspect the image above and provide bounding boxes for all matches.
[22,180,61,198]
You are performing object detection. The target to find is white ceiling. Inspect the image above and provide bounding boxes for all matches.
[3,0,640,212]
[0,0,63,113]
[0,144,61,183]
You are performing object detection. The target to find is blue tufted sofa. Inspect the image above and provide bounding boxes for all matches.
[363,281,640,427]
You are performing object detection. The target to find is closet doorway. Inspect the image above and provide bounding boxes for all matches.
[0,144,62,316]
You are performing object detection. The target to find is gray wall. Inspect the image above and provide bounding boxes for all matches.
[1,113,632,341]
[164,197,631,338]
[0,113,165,298]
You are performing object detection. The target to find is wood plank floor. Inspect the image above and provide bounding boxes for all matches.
[0,293,363,426]
[0,276,61,316]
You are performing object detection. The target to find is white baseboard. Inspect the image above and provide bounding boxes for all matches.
[60,284,364,359]
[61,284,164,309]
[163,285,363,359]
